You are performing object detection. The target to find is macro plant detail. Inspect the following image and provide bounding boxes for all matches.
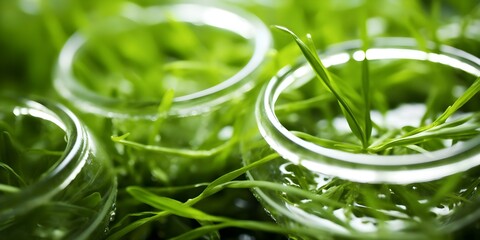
[0,0,479,239]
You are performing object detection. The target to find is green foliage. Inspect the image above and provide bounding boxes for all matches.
[0,0,479,239]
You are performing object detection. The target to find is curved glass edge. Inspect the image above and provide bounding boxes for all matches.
[0,97,117,240]
[256,37,480,184]
[54,2,272,119]
[0,98,87,218]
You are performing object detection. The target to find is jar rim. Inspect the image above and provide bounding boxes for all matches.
[55,2,272,119]
[0,98,88,218]
[257,37,480,184]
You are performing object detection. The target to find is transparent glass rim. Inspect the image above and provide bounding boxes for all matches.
[0,98,88,218]
[55,2,272,119]
[257,37,480,184]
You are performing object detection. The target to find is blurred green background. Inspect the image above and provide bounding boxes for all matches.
[1,0,478,98]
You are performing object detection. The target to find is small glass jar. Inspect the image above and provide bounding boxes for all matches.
[54,2,271,186]
[0,97,117,239]
[242,38,480,239]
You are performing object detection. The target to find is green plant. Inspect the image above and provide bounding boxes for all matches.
[275,25,480,154]
[1,1,479,239]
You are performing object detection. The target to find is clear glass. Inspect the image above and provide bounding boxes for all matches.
[242,38,480,239]
[54,2,271,186]
[0,97,117,239]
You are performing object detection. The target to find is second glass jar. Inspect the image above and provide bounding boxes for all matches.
[242,37,480,239]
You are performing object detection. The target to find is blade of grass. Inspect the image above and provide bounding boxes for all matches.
[404,76,480,137]
[275,94,334,113]
[107,214,160,240]
[433,76,480,125]
[196,153,279,200]
[0,183,20,193]
[369,114,479,152]
[429,0,441,46]
[168,220,319,240]
[273,25,367,148]
[126,187,227,222]
[112,133,234,158]
[222,180,345,208]
[148,89,175,144]
[291,131,363,152]
[107,154,279,239]
[360,4,372,145]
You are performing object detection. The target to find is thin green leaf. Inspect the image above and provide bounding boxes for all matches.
[428,174,466,207]
[107,214,160,240]
[433,76,480,125]
[108,155,279,239]
[149,89,175,144]
[127,187,226,222]
[223,180,345,208]
[275,94,334,113]
[360,5,372,145]
[111,133,130,141]
[369,114,480,152]
[429,0,441,45]
[0,162,26,187]
[0,183,20,193]
[0,131,26,187]
[25,148,64,156]
[273,25,367,148]
[404,76,479,137]
[169,220,317,240]
[291,131,363,152]
[196,153,279,200]
[111,134,233,158]
[404,144,430,154]
[142,182,209,195]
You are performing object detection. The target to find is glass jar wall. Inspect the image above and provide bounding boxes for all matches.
[0,97,117,239]
[242,38,480,239]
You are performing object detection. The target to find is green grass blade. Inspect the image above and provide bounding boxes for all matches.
[369,114,479,152]
[291,131,363,152]
[112,133,233,158]
[433,76,480,125]
[169,220,316,240]
[107,155,279,239]
[142,183,209,195]
[149,89,175,144]
[197,153,279,200]
[275,94,334,113]
[273,25,366,147]
[223,180,346,208]
[106,214,160,240]
[0,132,27,187]
[360,5,372,145]
[0,183,20,193]
[126,187,226,222]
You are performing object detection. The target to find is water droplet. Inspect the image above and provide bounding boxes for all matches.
[238,233,255,240]
[234,198,249,209]
[109,210,116,222]
[218,126,233,140]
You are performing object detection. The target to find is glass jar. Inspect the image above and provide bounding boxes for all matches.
[242,38,480,239]
[0,97,117,239]
[54,2,271,186]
